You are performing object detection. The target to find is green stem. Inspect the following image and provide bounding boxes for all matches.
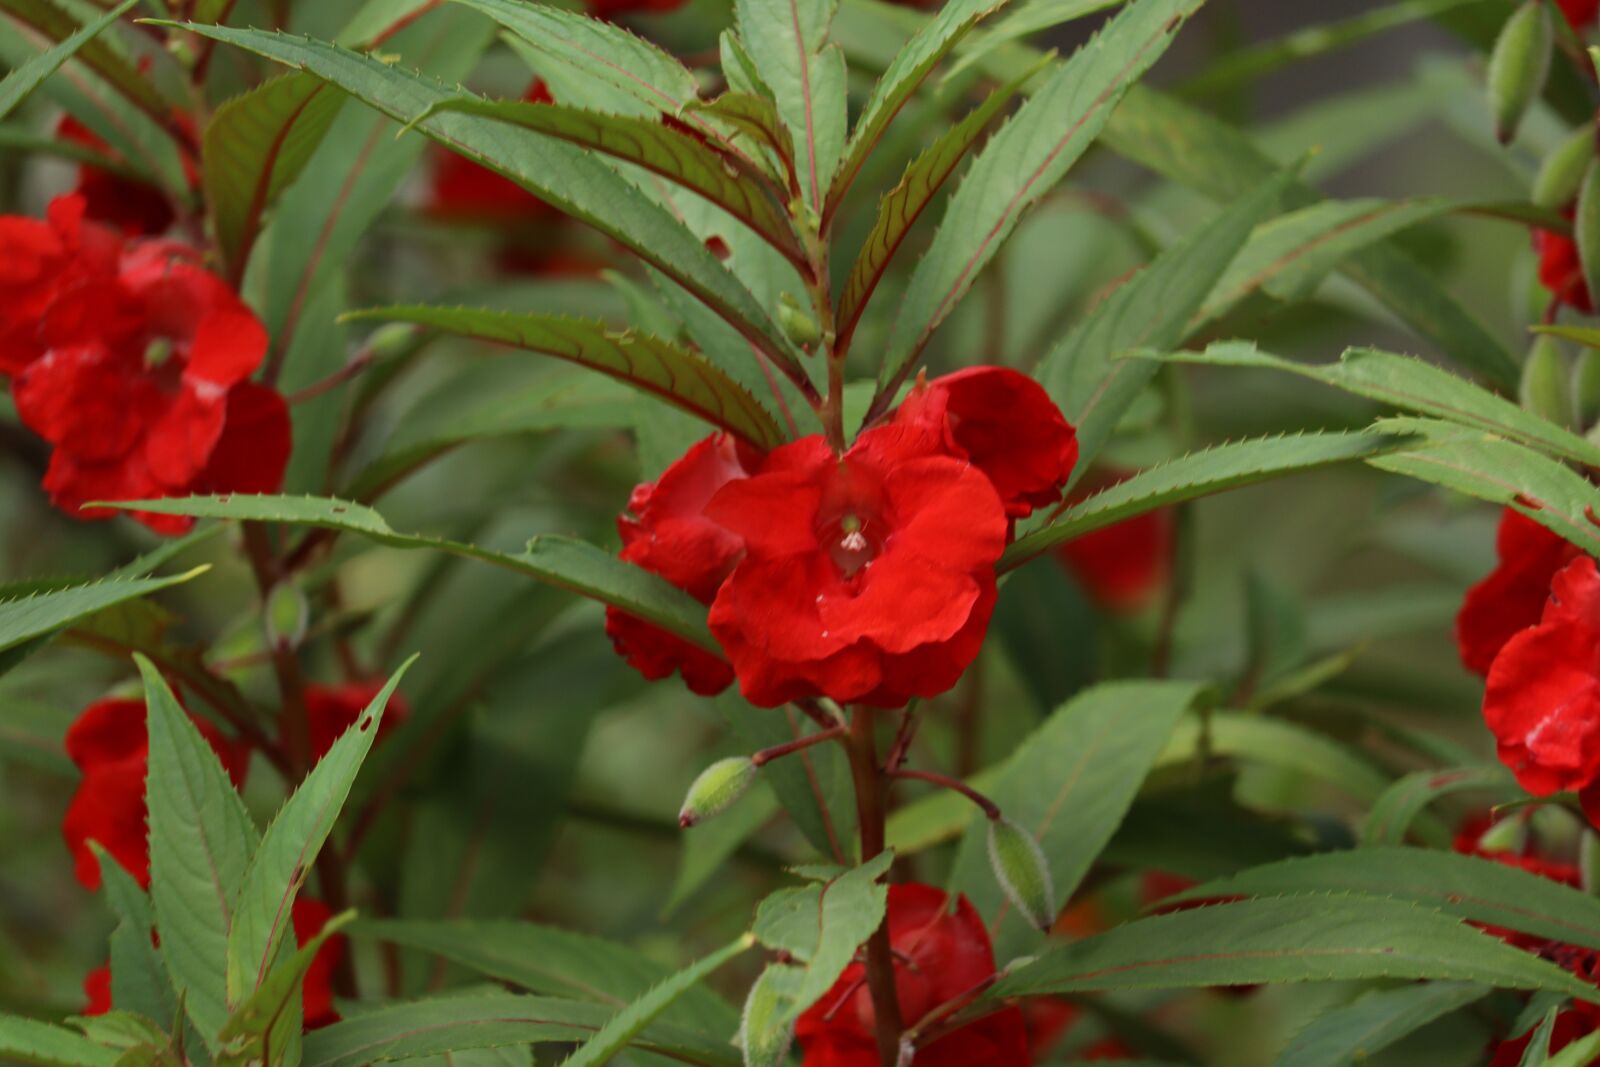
[846,707,903,1067]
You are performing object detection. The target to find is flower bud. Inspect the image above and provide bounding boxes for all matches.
[1476,814,1529,855]
[264,579,309,652]
[1574,348,1600,429]
[1583,830,1600,897]
[777,292,821,349]
[1523,336,1572,426]
[679,757,756,828]
[986,816,1055,932]
[1487,0,1553,144]
[740,964,798,1067]
[1535,123,1597,209]
[1577,159,1600,312]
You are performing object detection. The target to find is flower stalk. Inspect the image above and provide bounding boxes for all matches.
[845,706,904,1067]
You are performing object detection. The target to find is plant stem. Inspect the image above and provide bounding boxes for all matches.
[752,724,846,766]
[845,707,903,1067]
[889,767,1001,821]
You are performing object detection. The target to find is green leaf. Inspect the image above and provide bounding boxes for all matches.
[0,0,137,122]
[685,91,797,186]
[877,0,1201,395]
[1034,168,1295,476]
[1365,421,1600,558]
[1001,431,1416,571]
[166,22,798,380]
[214,912,354,1067]
[410,97,806,270]
[302,994,741,1067]
[342,306,787,450]
[946,0,1124,80]
[1160,711,1392,803]
[0,0,180,141]
[0,568,208,661]
[1548,1031,1600,1067]
[1270,981,1491,1067]
[559,933,754,1067]
[0,1017,119,1067]
[735,0,848,209]
[226,662,412,1009]
[202,72,343,285]
[752,852,892,1020]
[740,964,802,1067]
[826,0,1010,218]
[947,681,1206,959]
[1166,848,1600,950]
[835,62,1033,355]
[985,895,1600,1001]
[353,919,738,1033]
[141,655,260,1049]
[95,847,178,1032]
[716,696,854,862]
[90,496,719,655]
[1150,343,1600,470]
[1362,766,1517,847]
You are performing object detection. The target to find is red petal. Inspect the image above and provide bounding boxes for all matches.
[195,383,292,496]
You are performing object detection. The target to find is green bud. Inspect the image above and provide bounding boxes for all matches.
[1572,348,1600,429]
[1523,336,1571,426]
[1476,814,1528,855]
[1583,830,1600,896]
[739,964,799,1067]
[264,580,309,651]
[1578,160,1600,315]
[1487,0,1554,144]
[1535,124,1597,209]
[679,757,756,827]
[986,816,1055,932]
[776,293,821,348]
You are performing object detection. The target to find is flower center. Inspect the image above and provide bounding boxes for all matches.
[829,513,878,579]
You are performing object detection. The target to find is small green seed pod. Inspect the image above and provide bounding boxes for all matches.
[1576,160,1600,313]
[1476,814,1529,855]
[987,815,1055,932]
[1535,124,1598,209]
[1523,336,1572,425]
[1487,0,1554,144]
[1582,830,1600,897]
[1572,347,1600,429]
[739,964,799,1067]
[264,579,309,652]
[679,756,757,827]
[776,292,821,348]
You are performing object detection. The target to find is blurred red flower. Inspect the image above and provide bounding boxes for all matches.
[795,883,1032,1067]
[1535,222,1594,314]
[305,679,410,763]
[82,965,111,1016]
[1559,0,1600,30]
[1458,509,1580,676]
[1054,467,1174,611]
[56,116,176,237]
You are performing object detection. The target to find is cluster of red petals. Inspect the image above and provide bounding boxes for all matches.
[0,195,290,532]
[608,368,1075,706]
[56,116,176,237]
[1559,0,1600,30]
[1483,555,1600,822]
[1535,220,1594,315]
[82,898,346,1029]
[1053,466,1174,611]
[1458,509,1582,675]
[795,883,1032,1067]
[63,696,251,890]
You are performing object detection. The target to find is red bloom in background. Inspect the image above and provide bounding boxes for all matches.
[62,697,250,890]
[306,680,410,762]
[1559,0,1600,30]
[293,897,346,1029]
[584,0,688,18]
[707,427,1007,707]
[1,196,291,533]
[1054,467,1174,610]
[1483,556,1600,822]
[427,81,559,224]
[795,884,1031,1067]
[893,367,1077,519]
[1535,222,1594,314]
[83,965,111,1016]
[1459,509,1581,675]
[606,433,760,695]
[56,116,175,237]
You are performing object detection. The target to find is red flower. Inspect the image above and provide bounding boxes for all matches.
[893,367,1078,519]
[1559,0,1600,30]
[1536,221,1594,314]
[584,0,688,18]
[0,195,122,376]
[795,883,1031,1067]
[305,680,409,763]
[83,965,111,1016]
[1053,467,1173,610]
[1459,509,1581,676]
[56,116,175,237]
[706,427,1007,708]
[1483,556,1600,819]
[62,697,250,890]
[293,897,346,1030]
[606,433,760,695]
[3,197,291,533]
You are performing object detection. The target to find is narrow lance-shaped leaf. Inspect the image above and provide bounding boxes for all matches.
[95,846,178,1030]
[824,0,1011,219]
[141,655,260,1048]
[213,912,355,1067]
[344,306,788,450]
[684,92,798,188]
[410,97,807,271]
[835,61,1036,355]
[0,1017,119,1067]
[90,495,719,655]
[876,0,1202,399]
[226,663,414,1008]
[0,0,137,122]
[1002,430,1416,571]
[1362,765,1517,847]
[1270,981,1492,1067]
[203,72,344,285]
[164,22,803,384]
[0,567,208,658]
